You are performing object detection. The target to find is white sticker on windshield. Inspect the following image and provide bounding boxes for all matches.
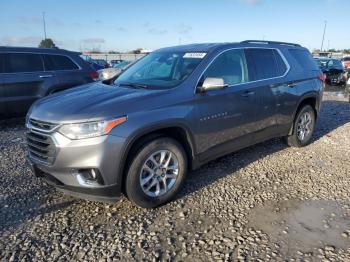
[183,52,206,59]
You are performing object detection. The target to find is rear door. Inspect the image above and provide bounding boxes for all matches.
[43,54,89,92]
[244,48,292,137]
[2,52,58,116]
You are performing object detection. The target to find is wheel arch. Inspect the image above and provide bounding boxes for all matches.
[289,94,319,135]
[117,123,196,193]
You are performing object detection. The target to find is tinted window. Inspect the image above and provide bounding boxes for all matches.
[245,48,283,81]
[289,49,318,70]
[342,57,350,62]
[273,49,287,75]
[0,54,4,73]
[4,53,44,73]
[202,49,248,85]
[44,55,79,71]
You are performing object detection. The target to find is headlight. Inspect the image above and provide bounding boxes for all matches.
[59,116,127,140]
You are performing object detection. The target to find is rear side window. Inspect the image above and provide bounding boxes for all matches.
[4,53,44,73]
[289,49,318,70]
[245,48,286,81]
[202,49,248,85]
[43,54,79,71]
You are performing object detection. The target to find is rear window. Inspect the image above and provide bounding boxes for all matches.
[43,54,79,71]
[4,53,44,73]
[245,48,287,81]
[289,49,318,70]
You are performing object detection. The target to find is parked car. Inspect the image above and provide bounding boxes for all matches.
[98,67,122,81]
[110,59,125,67]
[113,60,132,69]
[315,57,347,86]
[341,56,350,70]
[26,40,324,208]
[0,47,98,118]
[98,60,134,81]
[80,55,105,71]
[93,59,109,68]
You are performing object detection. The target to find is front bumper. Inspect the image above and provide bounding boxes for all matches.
[26,132,127,203]
[28,158,121,202]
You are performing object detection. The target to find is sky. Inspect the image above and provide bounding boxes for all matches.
[0,0,349,52]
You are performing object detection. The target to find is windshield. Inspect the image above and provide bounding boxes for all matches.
[114,52,205,89]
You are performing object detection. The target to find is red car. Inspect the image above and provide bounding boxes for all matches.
[341,56,350,70]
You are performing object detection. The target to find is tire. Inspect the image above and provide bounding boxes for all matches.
[284,105,316,147]
[125,137,187,208]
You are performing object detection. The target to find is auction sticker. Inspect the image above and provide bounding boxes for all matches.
[183,52,207,58]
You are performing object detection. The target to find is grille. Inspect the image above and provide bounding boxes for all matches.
[29,118,58,131]
[26,130,56,165]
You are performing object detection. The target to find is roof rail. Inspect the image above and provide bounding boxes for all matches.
[241,40,301,47]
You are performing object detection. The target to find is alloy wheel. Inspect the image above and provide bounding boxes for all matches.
[139,150,179,197]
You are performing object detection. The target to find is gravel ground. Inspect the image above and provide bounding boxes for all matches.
[0,88,349,261]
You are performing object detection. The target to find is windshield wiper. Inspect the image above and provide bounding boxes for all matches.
[118,82,149,89]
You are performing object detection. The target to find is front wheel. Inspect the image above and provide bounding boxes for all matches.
[125,137,187,208]
[284,105,316,147]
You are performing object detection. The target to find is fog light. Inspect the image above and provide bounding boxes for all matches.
[75,168,104,187]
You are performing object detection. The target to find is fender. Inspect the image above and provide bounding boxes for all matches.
[115,120,197,192]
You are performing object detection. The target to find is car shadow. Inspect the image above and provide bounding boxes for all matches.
[177,98,350,200]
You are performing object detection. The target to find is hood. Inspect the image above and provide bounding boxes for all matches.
[29,82,163,123]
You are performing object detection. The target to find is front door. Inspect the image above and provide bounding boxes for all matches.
[194,48,260,161]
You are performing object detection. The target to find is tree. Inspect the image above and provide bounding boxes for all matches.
[131,48,143,54]
[108,50,122,54]
[38,38,57,48]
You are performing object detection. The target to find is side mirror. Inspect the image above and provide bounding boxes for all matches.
[197,77,228,93]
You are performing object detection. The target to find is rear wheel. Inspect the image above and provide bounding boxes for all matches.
[284,105,316,147]
[125,137,187,208]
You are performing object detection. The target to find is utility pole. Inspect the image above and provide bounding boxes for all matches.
[42,12,47,40]
[320,20,327,51]
[327,40,330,51]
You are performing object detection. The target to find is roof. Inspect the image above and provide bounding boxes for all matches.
[0,46,80,55]
[154,40,303,53]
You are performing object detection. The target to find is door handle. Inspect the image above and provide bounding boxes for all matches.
[241,91,255,97]
[39,75,53,78]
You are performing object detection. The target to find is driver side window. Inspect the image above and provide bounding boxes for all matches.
[202,49,248,86]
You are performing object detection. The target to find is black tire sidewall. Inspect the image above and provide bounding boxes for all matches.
[293,105,316,147]
[125,137,187,208]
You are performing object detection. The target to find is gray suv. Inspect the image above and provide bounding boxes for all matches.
[0,47,97,117]
[26,41,324,208]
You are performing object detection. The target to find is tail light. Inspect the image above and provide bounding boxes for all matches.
[317,74,326,82]
[89,71,99,81]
